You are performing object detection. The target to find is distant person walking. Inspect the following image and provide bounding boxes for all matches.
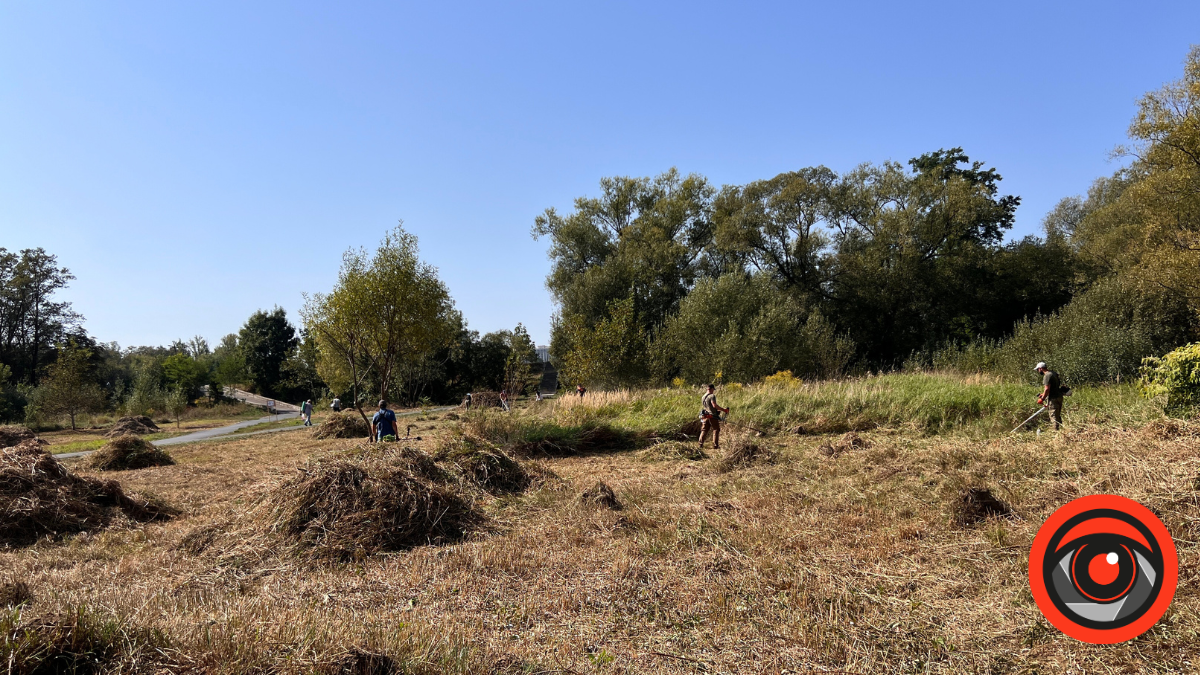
[576,384,587,399]
[500,390,510,411]
[300,399,313,426]
[372,400,398,441]
[464,392,473,409]
[1035,362,1065,430]
[698,384,730,450]
[330,397,342,413]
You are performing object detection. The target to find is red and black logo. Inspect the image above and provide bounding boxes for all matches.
[1029,494,1178,644]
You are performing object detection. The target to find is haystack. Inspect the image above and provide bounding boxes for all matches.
[579,481,621,510]
[0,425,41,449]
[85,435,175,471]
[953,487,1012,526]
[264,452,480,559]
[103,416,160,438]
[312,412,371,439]
[0,443,172,547]
[435,435,529,494]
[715,439,775,472]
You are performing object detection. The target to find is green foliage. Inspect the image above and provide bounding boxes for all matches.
[0,247,79,386]
[164,387,188,429]
[1141,342,1200,412]
[988,277,1194,384]
[27,339,104,430]
[655,273,854,384]
[238,307,298,397]
[536,150,1062,384]
[162,353,208,400]
[501,323,541,399]
[557,296,647,388]
[303,224,457,410]
[123,368,165,417]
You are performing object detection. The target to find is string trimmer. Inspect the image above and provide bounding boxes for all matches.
[1010,406,1047,434]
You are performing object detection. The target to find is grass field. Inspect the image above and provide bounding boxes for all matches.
[2,374,1196,673]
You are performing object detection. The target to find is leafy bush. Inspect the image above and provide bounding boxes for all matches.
[655,274,854,384]
[1141,342,1200,412]
[929,276,1196,385]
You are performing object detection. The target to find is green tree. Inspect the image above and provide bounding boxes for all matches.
[826,150,1022,364]
[655,273,854,384]
[557,296,648,389]
[164,386,188,429]
[238,308,298,396]
[162,352,209,400]
[0,248,80,385]
[534,169,715,385]
[501,323,541,401]
[28,340,103,430]
[712,167,836,296]
[303,224,457,431]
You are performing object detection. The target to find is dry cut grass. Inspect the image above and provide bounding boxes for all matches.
[2,401,1199,673]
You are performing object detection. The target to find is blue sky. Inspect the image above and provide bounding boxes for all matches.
[2,2,1198,348]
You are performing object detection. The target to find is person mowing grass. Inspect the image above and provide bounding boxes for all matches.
[1034,362,1066,430]
[698,384,730,451]
[371,400,398,442]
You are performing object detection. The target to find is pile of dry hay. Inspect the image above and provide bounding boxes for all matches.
[715,438,776,472]
[0,443,173,547]
[0,425,43,449]
[579,481,621,510]
[639,440,707,462]
[953,487,1013,526]
[434,435,530,494]
[262,448,484,560]
[103,416,159,438]
[312,411,371,439]
[817,431,872,458]
[85,435,175,471]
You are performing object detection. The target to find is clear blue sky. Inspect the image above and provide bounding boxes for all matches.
[2,2,1198,348]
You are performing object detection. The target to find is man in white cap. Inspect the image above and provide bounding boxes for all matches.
[1034,362,1064,430]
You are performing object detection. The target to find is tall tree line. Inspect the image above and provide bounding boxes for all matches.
[537,47,1200,388]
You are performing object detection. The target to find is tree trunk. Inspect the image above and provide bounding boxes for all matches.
[69,411,76,431]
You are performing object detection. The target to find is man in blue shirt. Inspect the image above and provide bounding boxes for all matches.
[371,400,397,441]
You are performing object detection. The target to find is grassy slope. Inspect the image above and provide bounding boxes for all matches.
[3,374,1196,673]
[505,373,1156,440]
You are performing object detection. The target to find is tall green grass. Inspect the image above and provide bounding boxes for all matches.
[517,372,1160,438]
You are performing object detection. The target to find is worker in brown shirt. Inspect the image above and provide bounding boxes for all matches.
[698,384,730,450]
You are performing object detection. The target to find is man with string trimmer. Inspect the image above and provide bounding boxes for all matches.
[698,384,730,451]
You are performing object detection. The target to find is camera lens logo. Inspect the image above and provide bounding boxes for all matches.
[1029,494,1177,644]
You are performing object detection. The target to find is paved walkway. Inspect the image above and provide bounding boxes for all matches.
[56,405,458,460]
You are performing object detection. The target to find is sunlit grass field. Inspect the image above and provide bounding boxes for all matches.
[3,372,1194,673]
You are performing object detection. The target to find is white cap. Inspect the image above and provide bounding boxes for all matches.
[1034,362,1047,371]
